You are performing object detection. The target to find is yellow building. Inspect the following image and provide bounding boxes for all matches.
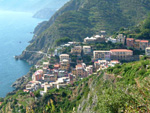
[59,54,69,62]
[60,59,70,71]
[71,46,82,55]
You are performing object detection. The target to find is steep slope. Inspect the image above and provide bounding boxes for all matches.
[117,14,150,40]
[1,59,150,112]
[19,0,150,63]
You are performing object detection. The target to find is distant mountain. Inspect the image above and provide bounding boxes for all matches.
[19,0,150,63]
[0,0,69,12]
[33,8,56,19]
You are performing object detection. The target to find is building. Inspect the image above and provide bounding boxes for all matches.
[43,74,56,82]
[26,81,41,91]
[94,35,105,42]
[86,65,93,75]
[54,47,62,56]
[145,47,150,56]
[54,64,60,70]
[43,62,49,70]
[84,37,96,43]
[58,70,67,78]
[116,34,125,45]
[134,40,141,50]
[100,30,106,36]
[59,54,69,62]
[71,46,82,55]
[140,40,149,50]
[60,59,70,71]
[83,46,91,55]
[107,37,117,43]
[32,69,43,81]
[126,38,134,48]
[93,51,111,60]
[110,49,133,61]
[73,63,88,78]
[94,60,109,71]
[134,40,149,50]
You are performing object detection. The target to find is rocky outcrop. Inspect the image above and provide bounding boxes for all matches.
[15,51,44,65]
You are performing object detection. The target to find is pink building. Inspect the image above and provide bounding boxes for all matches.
[126,38,134,48]
[32,69,43,81]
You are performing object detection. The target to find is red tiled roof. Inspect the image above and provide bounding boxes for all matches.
[110,49,133,52]
[135,40,141,42]
[76,64,82,68]
[94,61,99,64]
[140,40,149,43]
[127,38,134,40]
[54,64,60,68]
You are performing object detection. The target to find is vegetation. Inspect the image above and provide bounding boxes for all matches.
[55,37,72,46]
[26,0,150,52]
[1,59,150,112]
[117,15,150,40]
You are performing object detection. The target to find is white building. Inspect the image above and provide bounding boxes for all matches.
[84,37,96,43]
[107,37,117,43]
[54,47,62,56]
[145,47,150,56]
[116,34,125,45]
[83,46,91,54]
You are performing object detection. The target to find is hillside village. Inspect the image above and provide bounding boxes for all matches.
[23,31,150,96]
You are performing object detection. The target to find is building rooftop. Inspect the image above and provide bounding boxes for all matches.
[60,54,69,57]
[146,47,150,49]
[94,35,101,38]
[43,62,49,65]
[62,59,69,62]
[94,50,110,52]
[127,38,134,40]
[83,46,91,48]
[110,49,133,52]
[135,40,141,42]
[54,64,60,68]
[140,40,149,43]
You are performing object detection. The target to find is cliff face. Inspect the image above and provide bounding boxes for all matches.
[21,0,150,64]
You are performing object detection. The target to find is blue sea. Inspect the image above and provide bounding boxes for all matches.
[0,10,45,97]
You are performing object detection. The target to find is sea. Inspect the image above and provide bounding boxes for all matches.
[0,10,46,97]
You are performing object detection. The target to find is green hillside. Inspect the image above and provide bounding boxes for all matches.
[116,14,150,40]
[26,0,150,52]
[1,59,150,112]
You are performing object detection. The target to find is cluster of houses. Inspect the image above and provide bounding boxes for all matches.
[23,31,150,96]
[108,34,150,51]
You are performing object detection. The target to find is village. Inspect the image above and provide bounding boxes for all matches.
[23,31,150,96]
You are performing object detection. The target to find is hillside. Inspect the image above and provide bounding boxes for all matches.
[26,0,150,51]
[117,14,150,40]
[1,59,150,112]
[17,0,150,64]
